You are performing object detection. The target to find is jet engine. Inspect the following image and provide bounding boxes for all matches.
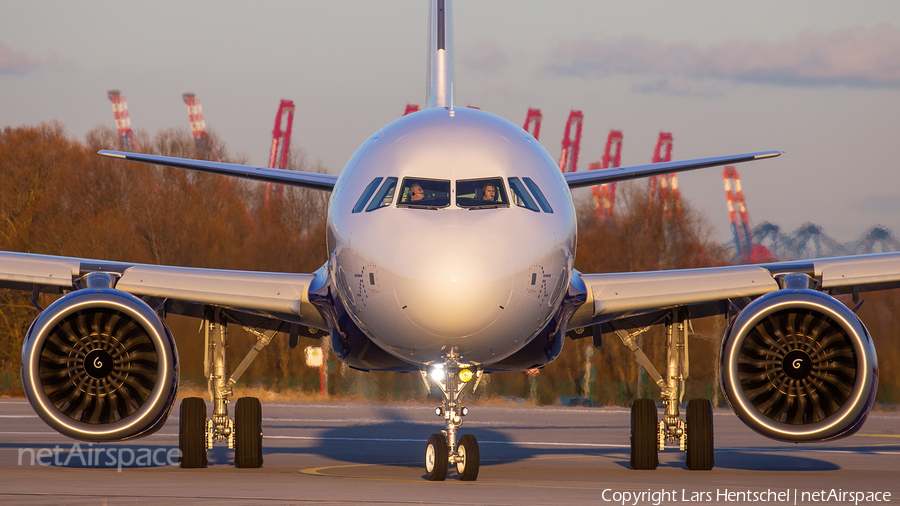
[721,277,877,442]
[21,286,178,441]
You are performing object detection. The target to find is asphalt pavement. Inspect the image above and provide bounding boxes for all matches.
[1,398,898,505]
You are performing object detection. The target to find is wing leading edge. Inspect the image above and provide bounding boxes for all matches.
[568,252,900,330]
[98,150,338,192]
[564,150,781,189]
[0,251,327,330]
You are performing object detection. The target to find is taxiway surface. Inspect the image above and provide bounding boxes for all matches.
[1,398,898,505]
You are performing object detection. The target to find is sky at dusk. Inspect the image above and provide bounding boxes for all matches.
[2,1,899,246]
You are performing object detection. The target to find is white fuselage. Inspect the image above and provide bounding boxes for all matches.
[327,107,577,367]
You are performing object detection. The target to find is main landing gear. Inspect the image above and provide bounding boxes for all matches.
[422,348,483,481]
[613,310,714,471]
[180,308,273,469]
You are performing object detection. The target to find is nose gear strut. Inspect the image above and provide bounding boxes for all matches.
[421,347,482,481]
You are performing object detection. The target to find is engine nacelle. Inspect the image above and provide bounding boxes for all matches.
[21,288,178,441]
[721,287,877,442]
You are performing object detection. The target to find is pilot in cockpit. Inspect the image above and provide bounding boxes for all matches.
[482,184,497,202]
[410,183,425,201]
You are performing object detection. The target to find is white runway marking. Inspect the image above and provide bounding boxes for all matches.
[0,431,176,437]
[261,403,632,415]
[718,446,900,455]
[263,435,900,454]
[0,432,58,435]
[263,434,630,447]
[262,417,591,426]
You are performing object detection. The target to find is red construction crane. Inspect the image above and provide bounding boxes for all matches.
[648,132,673,198]
[266,100,296,205]
[647,132,681,219]
[523,108,542,140]
[723,166,772,263]
[723,167,752,262]
[558,110,584,173]
[182,93,223,162]
[107,90,142,152]
[589,130,623,219]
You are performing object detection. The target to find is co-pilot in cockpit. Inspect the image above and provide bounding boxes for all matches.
[482,184,497,202]
[455,177,508,209]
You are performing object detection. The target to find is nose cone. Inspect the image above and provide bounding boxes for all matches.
[393,225,513,339]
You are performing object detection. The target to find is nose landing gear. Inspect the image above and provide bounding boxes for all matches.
[422,348,482,481]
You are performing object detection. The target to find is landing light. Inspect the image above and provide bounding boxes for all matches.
[459,368,474,383]
[430,365,445,382]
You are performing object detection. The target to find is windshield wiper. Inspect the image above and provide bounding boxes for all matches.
[399,204,442,210]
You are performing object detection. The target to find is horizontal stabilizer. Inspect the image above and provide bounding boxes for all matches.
[564,150,781,189]
[99,150,338,192]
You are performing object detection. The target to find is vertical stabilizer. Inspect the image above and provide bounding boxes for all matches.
[426,0,454,109]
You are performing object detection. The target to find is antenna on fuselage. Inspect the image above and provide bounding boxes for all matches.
[426,0,455,109]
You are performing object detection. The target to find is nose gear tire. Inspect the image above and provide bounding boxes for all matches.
[457,434,480,481]
[425,433,449,481]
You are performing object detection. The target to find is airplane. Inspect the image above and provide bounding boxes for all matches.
[1,0,897,480]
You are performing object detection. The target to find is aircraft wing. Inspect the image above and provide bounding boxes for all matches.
[568,252,900,330]
[98,150,338,191]
[564,150,781,190]
[0,251,328,330]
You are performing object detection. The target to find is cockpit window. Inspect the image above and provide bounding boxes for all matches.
[352,177,383,213]
[523,177,553,213]
[397,178,451,208]
[456,177,509,209]
[365,177,397,212]
[508,177,540,212]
